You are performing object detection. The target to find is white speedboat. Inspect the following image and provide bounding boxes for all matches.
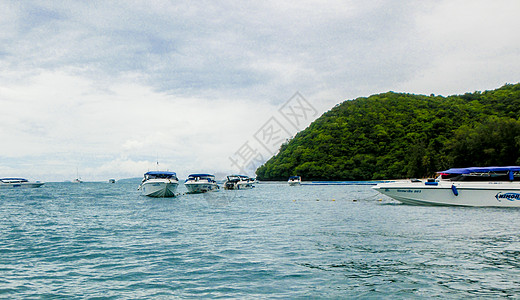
[224,175,255,190]
[373,166,520,207]
[184,174,219,193]
[0,178,44,189]
[138,171,179,197]
[288,176,301,186]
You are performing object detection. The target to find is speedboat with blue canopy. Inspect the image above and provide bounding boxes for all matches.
[138,171,179,197]
[184,174,219,193]
[372,166,520,207]
[0,178,44,189]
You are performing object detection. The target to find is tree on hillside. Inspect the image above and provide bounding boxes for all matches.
[446,117,520,167]
[256,84,520,181]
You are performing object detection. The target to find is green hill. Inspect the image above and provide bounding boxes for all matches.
[256,83,520,181]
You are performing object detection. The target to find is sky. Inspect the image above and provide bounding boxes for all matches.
[1,0,520,182]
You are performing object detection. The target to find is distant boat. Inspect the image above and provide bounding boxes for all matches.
[0,178,44,189]
[138,171,179,197]
[373,166,520,207]
[108,179,116,183]
[73,167,83,183]
[288,176,301,186]
[224,175,255,190]
[184,174,219,193]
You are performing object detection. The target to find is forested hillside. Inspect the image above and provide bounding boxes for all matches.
[256,83,520,180]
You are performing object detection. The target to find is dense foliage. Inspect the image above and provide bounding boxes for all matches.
[256,83,520,180]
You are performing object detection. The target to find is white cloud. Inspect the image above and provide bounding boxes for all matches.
[396,0,520,95]
[0,68,278,181]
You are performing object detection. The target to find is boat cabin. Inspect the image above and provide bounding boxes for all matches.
[0,178,29,184]
[144,171,178,181]
[438,166,520,182]
[185,174,216,183]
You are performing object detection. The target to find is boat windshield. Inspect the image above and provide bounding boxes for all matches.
[144,172,178,181]
[186,174,215,182]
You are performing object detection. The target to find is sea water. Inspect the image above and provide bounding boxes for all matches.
[1,182,520,298]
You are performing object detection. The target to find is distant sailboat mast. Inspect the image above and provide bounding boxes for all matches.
[74,167,83,183]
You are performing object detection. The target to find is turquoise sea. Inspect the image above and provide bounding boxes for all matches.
[1,182,520,298]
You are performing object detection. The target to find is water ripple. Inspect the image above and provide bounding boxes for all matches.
[1,182,520,298]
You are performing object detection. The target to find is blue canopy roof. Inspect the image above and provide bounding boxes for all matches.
[188,174,214,177]
[439,166,520,174]
[145,171,177,176]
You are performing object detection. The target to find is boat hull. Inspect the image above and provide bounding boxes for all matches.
[0,182,44,189]
[373,181,520,207]
[185,182,219,193]
[140,180,178,197]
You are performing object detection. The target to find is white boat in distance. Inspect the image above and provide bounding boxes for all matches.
[0,178,44,189]
[373,166,520,207]
[73,167,83,183]
[138,171,179,197]
[184,174,219,193]
[288,176,301,186]
[224,175,255,190]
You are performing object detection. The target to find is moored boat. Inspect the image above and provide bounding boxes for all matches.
[138,171,179,197]
[0,178,44,189]
[373,166,520,207]
[73,167,83,183]
[224,175,255,190]
[288,176,301,186]
[184,174,219,193]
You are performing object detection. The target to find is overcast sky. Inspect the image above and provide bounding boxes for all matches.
[1,0,519,182]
